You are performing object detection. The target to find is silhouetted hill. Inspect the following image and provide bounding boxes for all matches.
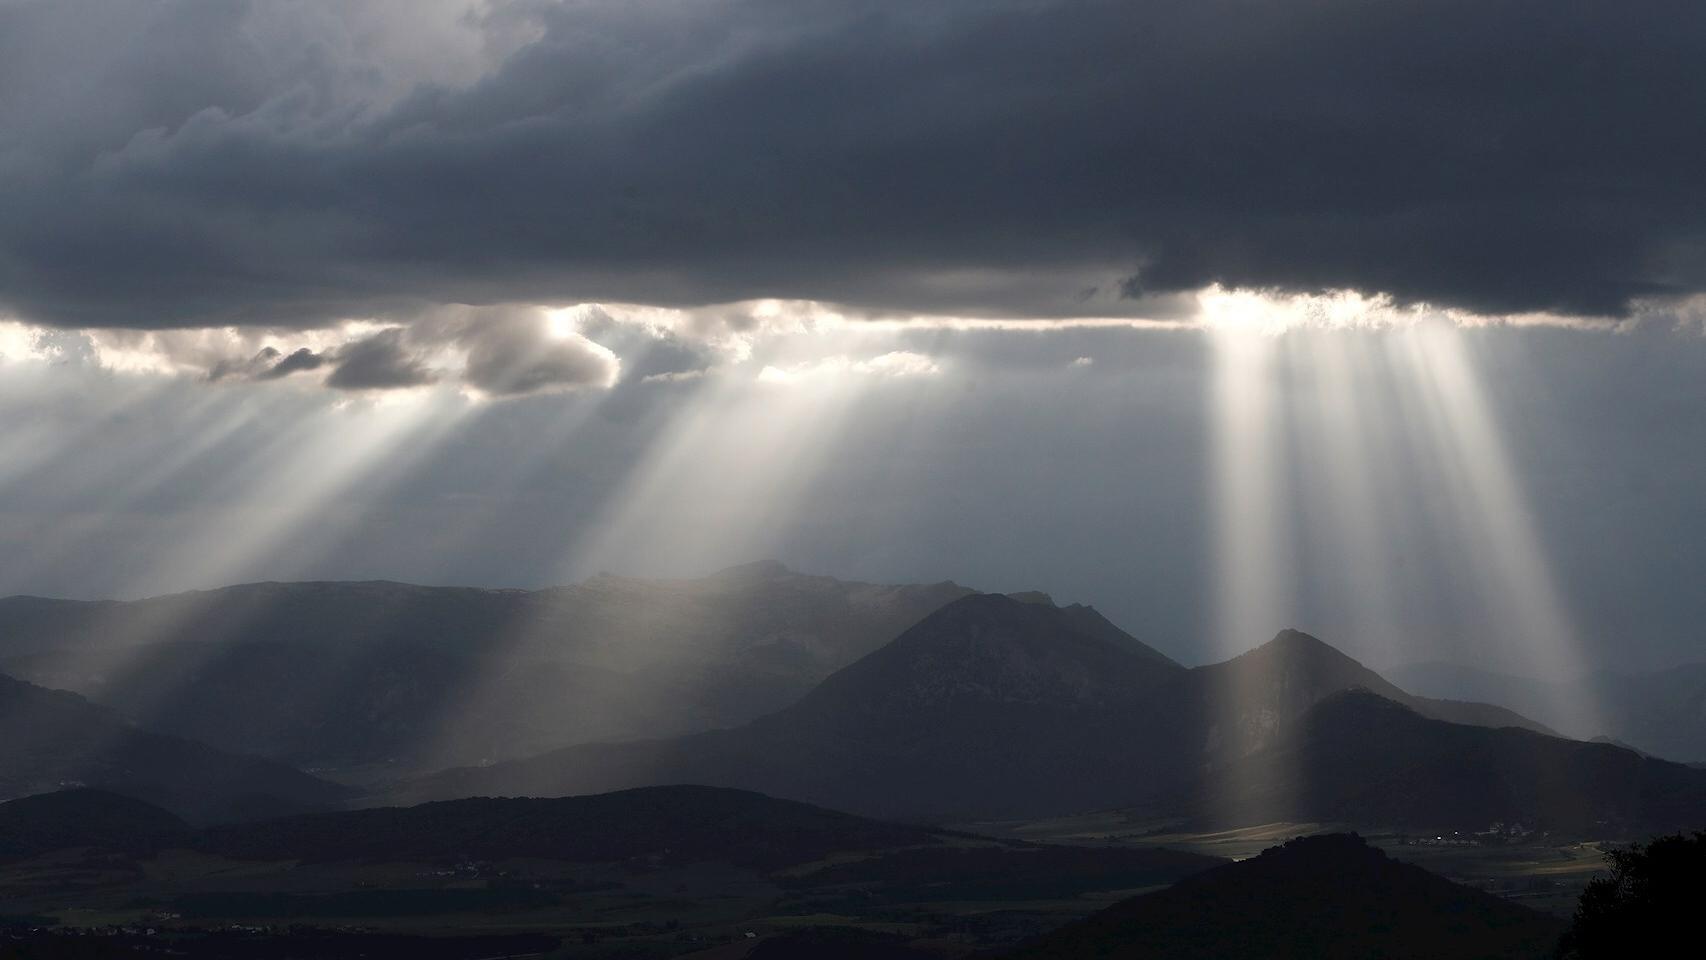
[1390,659,1706,763]
[0,789,187,859]
[1008,833,1564,960]
[0,565,972,775]
[196,785,943,871]
[0,674,348,823]
[1188,630,1552,758]
[1181,690,1706,835]
[400,594,1197,819]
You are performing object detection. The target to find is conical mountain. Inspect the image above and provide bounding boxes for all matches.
[1188,629,1551,758]
[399,594,1191,819]
[773,593,1182,733]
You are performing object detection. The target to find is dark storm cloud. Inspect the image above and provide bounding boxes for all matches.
[3,0,1706,329]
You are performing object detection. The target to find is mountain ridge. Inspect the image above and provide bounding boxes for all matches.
[1178,687,1706,834]
[0,673,349,823]
[0,564,975,777]
[394,599,1566,824]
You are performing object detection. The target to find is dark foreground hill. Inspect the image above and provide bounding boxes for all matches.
[1008,833,1565,960]
[195,785,944,870]
[0,564,971,775]
[1183,689,1706,835]
[0,674,347,823]
[0,789,187,859]
[0,784,1223,884]
[398,599,1558,822]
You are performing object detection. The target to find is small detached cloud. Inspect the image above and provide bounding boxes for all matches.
[857,351,941,377]
[260,347,326,380]
[326,328,438,391]
[758,351,941,386]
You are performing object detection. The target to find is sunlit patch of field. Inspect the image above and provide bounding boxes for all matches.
[955,813,1343,860]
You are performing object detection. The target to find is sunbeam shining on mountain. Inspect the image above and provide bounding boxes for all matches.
[2,2,1705,957]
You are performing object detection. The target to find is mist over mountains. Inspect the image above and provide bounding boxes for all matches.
[1,562,1700,957]
[4,562,1698,836]
[395,585,1705,834]
[0,563,970,776]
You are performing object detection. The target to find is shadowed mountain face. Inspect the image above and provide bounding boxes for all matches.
[1008,833,1564,960]
[1182,689,1706,835]
[1191,630,1555,758]
[0,564,972,776]
[1390,660,1706,764]
[0,674,348,823]
[397,600,1563,823]
[401,594,1197,819]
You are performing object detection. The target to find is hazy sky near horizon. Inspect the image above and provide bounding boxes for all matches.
[4,1,1706,673]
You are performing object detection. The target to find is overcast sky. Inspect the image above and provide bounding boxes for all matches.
[3,1,1705,674]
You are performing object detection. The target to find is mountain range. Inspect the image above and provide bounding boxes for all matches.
[0,563,971,776]
[4,565,1703,838]
[396,592,1692,832]
[1389,659,1706,763]
[1175,689,1706,835]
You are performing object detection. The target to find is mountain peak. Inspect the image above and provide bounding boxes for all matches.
[1266,627,1341,654]
[1214,627,1379,678]
[787,593,1181,718]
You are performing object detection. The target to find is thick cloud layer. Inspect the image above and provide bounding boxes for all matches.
[3,0,1704,331]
